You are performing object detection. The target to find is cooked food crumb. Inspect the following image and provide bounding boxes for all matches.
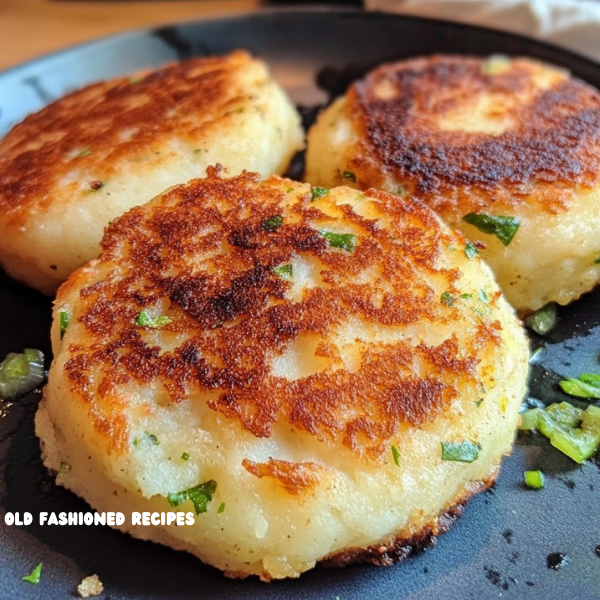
[77,574,103,597]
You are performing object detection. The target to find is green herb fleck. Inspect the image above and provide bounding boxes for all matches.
[475,398,484,408]
[133,431,159,448]
[57,462,71,479]
[595,256,600,264]
[22,563,42,585]
[441,440,480,462]
[342,171,356,183]
[447,245,457,252]
[391,445,401,466]
[286,187,294,193]
[311,187,330,201]
[559,374,600,399]
[76,149,92,158]
[529,347,544,365]
[129,76,142,84]
[263,215,284,232]
[181,452,190,461]
[524,470,545,489]
[464,241,479,259]
[525,303,557,335]
[478,289,489,304]
[59,311,70,339]
[441,291,455,307]
[273,263,293,279]
[320,231,356,252]
[167,480,217,514]
[135,310,173,329]
[460,293,473,300]
[462,213,520,246]
[217,502,226,514]
[0,349,45,401]
[193,149,202,155]
[235,107,244,114]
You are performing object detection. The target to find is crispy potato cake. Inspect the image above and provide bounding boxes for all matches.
[36,168,529,580]
[305,55,600,314]
[0,51,303,294]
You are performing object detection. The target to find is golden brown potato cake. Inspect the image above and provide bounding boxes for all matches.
[37,168,528,580]
[0,51,303,294]
[305,55,600,314]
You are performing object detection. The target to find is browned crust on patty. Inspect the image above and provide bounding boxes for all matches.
[58,168,502,458]
[348,55,600,215]
[242,458,322,495]
[0,51,257,224]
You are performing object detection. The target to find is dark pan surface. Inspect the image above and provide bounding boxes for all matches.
[0,9,599,599]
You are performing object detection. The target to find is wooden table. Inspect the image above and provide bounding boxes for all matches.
[0,0,262,71]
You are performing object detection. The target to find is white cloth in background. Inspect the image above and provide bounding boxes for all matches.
[364,0,600,63]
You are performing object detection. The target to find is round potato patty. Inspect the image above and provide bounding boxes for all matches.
[0,51,303,294]
[36,168,529,580]
[305,55,600,314]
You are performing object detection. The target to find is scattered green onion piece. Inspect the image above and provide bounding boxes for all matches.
[464,242,479,259]
[273,263,293,279]
[462,213,520,246]
[519,408,541,431]
[447,245,457,252]
[181,452,190,461]
[441,291,455,307]
[529,347,544,365]
[559,377,600,399]
[342,171,356,183]
[133,431,159,448]
[320,231,356,252]
[22,563,42,585]
[59,311,70,339]
[525,303,557,335]
[135,310,173,329]
[262,215,284,232]
[0,349,45,400]
[167,480,217,515]
[391,445,401,466]
[56,462,71,479]
[460,293,473,300]
[524,470,545,489]
[76,149,92,158]
[217,502,226,514]
[595,256,600,264]
[475,398,484,408]
[311,187,329,201]
[478,289,489,304]
[441,440,480,462]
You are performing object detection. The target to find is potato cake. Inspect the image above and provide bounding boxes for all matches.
[0,51,303,294]
[36,168,529,580]
[305,55,600,314]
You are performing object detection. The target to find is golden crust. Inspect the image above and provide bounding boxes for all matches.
[57,167,505,460]
[0,51,260,224]
[346,55,600,216]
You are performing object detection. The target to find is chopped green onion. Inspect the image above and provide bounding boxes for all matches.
[59,311,70,339]
[447,245,457,252]
[462,213,520,246]
[76,149,92,158]
[262,215,284,232]
[217,502,226,514]
[478,289,489,304]
[460,293,473,300]
[135,310,173,329]
[181,452,190,461]
[391,445,401,466]
[167,480,217,514]
[441,440,480,462]
[525,303,557,335]
[529,347,544,365]
[524,470,545,489]
[22,563,42,585]
[441,291,455,307]
[311,187,329,201]
[0,349,45,400]
[235,107,244,114]
[342,171,356,183]
[475,398,484,408]
[56,462,71,479]
[133,431,160,448]
[273,263,293,279]
[193,148,202,155]
[320,231,356,252]
[559,376,600,399]
[519,408,541,430]
[595,256,600,264]
[464,242,479,259]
